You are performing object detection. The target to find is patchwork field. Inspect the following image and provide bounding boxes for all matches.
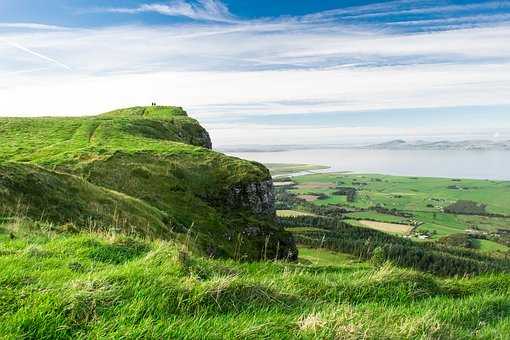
[291,173,510,215]
[273,170,510,250]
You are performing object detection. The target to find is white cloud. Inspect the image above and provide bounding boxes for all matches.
[104,0,236,23]
[3,63,510,118]
[4,22,510,74]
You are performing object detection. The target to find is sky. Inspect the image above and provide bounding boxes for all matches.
[1,0,510,146]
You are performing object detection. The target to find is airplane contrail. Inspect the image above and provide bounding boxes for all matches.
[0,38,72,71]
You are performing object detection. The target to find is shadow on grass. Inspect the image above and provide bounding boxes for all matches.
[290,263,362,275]
[86,237,150,264]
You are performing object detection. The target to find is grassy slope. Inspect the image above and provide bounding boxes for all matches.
[0,163,171,238]
[1,223,509,339]
[291,173,510,238]
[0,106,295,260]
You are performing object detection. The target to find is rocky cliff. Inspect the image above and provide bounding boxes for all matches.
[0,106,297,260]
[228,179,276,216]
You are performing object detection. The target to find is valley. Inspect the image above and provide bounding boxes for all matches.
[274,170,510,253]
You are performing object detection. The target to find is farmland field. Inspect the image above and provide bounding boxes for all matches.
[274,170,510,248]
[356,220,413,235]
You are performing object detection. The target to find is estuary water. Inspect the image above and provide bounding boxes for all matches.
[226,149,510,181]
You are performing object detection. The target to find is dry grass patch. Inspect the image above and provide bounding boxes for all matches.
[358,220,412,234]
[274,181,294,187]
[298,313,327,332]
[298,195,320,202]
[297,183,336,190]
[277,210,316,217]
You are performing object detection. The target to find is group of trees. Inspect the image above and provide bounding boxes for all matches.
[444,200,487,215]
[437,233,475,248]
[372,206,414,218]
[332,187,357,202]
[280,215,509,276]
[274,188,303,210]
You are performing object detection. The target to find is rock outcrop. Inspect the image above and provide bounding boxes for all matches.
[228,179,276,216]
[192,129,212,149]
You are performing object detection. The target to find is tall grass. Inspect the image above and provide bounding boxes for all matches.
[1,221,509,339]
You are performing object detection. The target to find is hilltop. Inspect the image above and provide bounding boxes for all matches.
[0,106,296,260]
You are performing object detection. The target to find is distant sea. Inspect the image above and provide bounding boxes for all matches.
[226,149,510,181]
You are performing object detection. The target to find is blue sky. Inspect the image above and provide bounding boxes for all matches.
[3,0,509,28]
[1,0,510,145]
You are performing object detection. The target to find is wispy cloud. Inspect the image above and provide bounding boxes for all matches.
[0,38,72,70]
[301,0,510,21]
[102,0,236,23]
[333,1,510,20]
[0,23,69,30]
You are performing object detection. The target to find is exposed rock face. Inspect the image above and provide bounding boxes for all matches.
[174,121,212,149]
[227,179,276,216]
[222,178,297,261]
[195,129,212,149]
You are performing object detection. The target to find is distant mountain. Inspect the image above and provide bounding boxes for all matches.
[365,139,510,151]
[219,140,510,153]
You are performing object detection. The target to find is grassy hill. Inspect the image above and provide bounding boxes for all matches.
[0,106,296,260]
[2,110,509,338]
[0,222,509,339]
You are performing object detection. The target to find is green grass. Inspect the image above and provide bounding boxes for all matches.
[1,223,510,339]
[0,106,296,260]
[474,239,510,253]
[298,246,367,267]
[0,163,172,238]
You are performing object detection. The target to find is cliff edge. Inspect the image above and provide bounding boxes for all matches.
[0,106,297,260]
